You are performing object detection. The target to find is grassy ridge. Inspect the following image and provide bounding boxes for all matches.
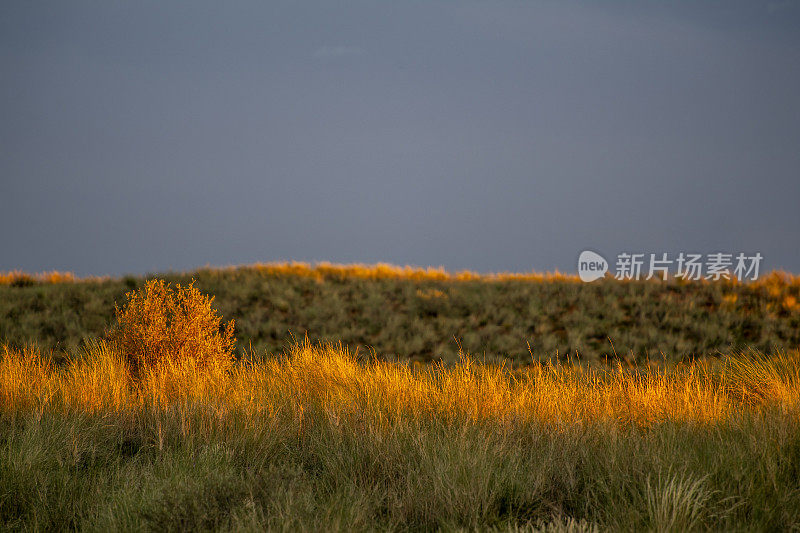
[2,342,800,530]
[2,263,800,363]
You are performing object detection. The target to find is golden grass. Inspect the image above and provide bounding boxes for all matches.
[2,341,798,430]
[0,270,77,285]
[223,261,583,283]
[4,262,800,288]
[0,263,580,285]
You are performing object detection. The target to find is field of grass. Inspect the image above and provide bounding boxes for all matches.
[2,263,800,363]
[2,266,799,530]
[2,340,800,531]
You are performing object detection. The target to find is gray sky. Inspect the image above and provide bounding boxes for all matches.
[2,1,799,276]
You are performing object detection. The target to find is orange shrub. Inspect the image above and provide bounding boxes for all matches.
[108,279,236,377]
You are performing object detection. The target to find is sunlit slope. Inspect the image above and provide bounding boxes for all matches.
[1,262,799,362]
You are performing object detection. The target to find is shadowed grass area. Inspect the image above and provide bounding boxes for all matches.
[1,263,800,363]
[2,341,800,530]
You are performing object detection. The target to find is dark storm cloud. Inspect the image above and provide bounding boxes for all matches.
[1,1,799,275]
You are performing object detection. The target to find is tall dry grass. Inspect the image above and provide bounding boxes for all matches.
[2,340,797,428]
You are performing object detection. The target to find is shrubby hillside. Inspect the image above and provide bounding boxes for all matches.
[1,263,799,363]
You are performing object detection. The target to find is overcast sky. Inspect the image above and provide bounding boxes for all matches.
[2,1,799,276]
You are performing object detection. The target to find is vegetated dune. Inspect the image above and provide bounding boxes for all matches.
[1,262,799,363]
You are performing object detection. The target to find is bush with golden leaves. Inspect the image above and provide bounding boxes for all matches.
[108,279,235,376]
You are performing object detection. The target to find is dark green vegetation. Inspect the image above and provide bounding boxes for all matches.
[1,267,799,363]
[3,407,800,531]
